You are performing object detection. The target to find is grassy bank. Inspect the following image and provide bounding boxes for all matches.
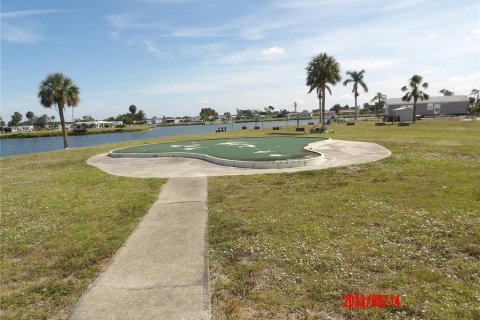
[0,125,149,139]
[208,119,480,319]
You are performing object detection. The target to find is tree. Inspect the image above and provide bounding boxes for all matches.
[329,103,342,114]
[360,102,371,114]
[135,110,147,124]
[469,88,479,103]
[116,114,132,125]
[401,75,429,123]
[129,105,137,124]
[343,69,368,120]
[77,115,95,122]
[200,107,218,122]
[236,109,254,119]
[34,114,49,129]
[0,116,5,127]
[439,89,454,96]
[370,92,387,118]
[223,112,231,121]
[468,89,480,117]
[38,73,80,148]
[306,53,341,130]
[9,112,23,130]
[26,111,35,125]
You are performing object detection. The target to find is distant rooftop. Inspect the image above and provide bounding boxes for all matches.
[386,95,469,105]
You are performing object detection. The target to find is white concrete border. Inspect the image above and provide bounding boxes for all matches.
[89,139,392,178]
[108,138,331,169]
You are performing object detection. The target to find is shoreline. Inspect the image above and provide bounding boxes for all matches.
[0,125,150,139]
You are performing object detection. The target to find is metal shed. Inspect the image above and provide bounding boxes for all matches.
[393,106,413,122]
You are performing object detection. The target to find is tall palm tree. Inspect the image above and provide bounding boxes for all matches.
[129,105,137,125]
[401,75,429,123]
[343,70,368,120]
[38,73,80,148]
[370,92,387,118]
[306,53,341,131]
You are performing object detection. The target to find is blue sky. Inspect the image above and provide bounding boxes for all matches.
[1,0,479,120]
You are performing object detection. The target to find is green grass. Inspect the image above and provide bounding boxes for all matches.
[208,119,480,319]
[1,120,479,319]
[0,128,283,319]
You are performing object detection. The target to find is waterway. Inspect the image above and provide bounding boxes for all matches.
[0,119,318,157]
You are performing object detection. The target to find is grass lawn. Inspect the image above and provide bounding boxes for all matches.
[208,119,480,319]
[1,120,478,319]
[0,129,275,319]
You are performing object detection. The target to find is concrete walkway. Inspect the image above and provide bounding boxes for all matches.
[68,177,210,320]
[88,139,391,178]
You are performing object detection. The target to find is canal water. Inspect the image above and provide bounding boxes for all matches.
[0,119,317,157]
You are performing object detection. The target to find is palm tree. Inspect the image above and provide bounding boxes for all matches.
[370,92,387,119]
[401,75,429,123]
[470,88,479,103]
[306,53,341,131]
[26,111,35,125]
[129,105,137,125]
[343,70,368,120]
[439,89,454,96]
[38,73,80,148]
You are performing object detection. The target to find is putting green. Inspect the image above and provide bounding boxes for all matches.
[111,137,327,161]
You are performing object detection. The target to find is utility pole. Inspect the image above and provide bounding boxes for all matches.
[294,101,299,128]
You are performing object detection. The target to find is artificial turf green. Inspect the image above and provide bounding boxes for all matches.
[112,136,327,161]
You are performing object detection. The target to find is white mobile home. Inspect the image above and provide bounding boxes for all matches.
[385,96,469,118]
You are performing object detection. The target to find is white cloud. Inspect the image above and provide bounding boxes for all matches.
[142,40,169,59]
[0,9,68,19]
[341,59,402,71]
[240,28,265,40]
[1,9,68,44]
[261,46,285,58]
[1,22,42,44]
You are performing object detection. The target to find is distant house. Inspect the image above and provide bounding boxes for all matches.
[338,110,355,115]
[287,110,311,119]
[384,96,469,118]
[162,117,176,124]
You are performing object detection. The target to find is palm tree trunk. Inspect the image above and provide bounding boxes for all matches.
[321,87,326,131]
[412,97,417,123]
[354,89,358,121]
[318,94,322,124]
[58,104,69,148]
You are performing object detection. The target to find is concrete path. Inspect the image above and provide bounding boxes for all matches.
[88,139,391,178]
[68,177,210,320]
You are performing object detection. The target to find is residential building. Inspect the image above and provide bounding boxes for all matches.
[384,96,469,117]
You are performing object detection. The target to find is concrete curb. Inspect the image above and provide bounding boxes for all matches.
[88,139,391,178]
